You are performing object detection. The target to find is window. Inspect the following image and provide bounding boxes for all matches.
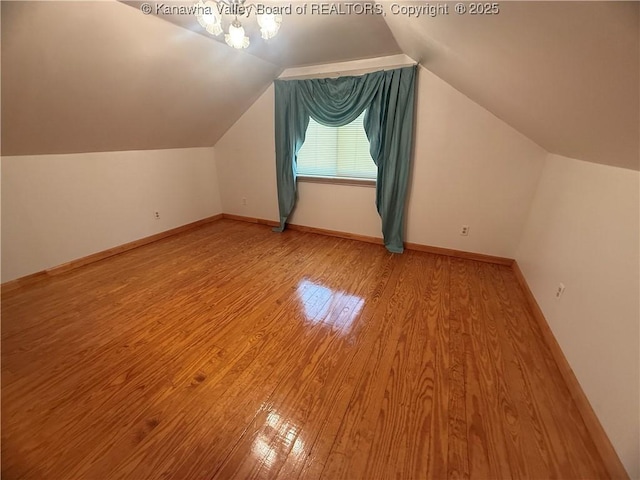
[296,111,376,181]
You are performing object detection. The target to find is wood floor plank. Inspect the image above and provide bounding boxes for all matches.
[3,232,322,475]
[317,252,417,479]
[451,259,512,479]
[468,261,541,479]
[379,252,443,480]
[361,253,445,480]
[282,250,401,480]
[447,258,470,479]
[165,241,377,480]
[491,265,610,479]
[1,219,609,479]
[214,243,390,480]
[89,236,363,479]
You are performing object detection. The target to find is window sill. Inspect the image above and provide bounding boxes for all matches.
[297,175,376,188]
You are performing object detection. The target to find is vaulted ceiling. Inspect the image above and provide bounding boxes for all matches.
[385,1,639,170]
[2,1,638,170]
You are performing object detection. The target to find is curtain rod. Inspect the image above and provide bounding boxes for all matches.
[278,62,418,81]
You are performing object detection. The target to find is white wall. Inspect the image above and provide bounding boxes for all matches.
[215,85,280,223]
[215,63,546,257]
[516,153,640,478]
[1,147,221,282]
[406,66,545,256]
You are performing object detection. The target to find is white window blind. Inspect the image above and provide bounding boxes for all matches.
[296,111,377,180]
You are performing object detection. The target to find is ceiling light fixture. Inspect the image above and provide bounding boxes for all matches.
[195,0,282,49]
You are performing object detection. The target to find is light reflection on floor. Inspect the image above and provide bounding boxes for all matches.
[251,410,306,471]
[295,279,365,331]
[248,282,365,471]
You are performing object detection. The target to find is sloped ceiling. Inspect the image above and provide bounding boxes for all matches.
[1,0,280,155]
[384,1,639,170]
[2,1,638,171]
[122,1,402,67]
[0,0,400,156]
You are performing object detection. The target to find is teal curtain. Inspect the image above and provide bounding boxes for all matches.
[273,65,417,253]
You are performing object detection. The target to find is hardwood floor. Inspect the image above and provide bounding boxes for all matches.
[1,219,608,479]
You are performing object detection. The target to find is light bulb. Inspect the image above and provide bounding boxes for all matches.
[257,13,282,40]
[225,20,250,49]
[195,1,222,36]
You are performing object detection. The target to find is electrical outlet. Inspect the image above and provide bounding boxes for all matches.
[242,197,247,206]
[460,225,469,236]
[154,211,160,220]
[555,283,565,299]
